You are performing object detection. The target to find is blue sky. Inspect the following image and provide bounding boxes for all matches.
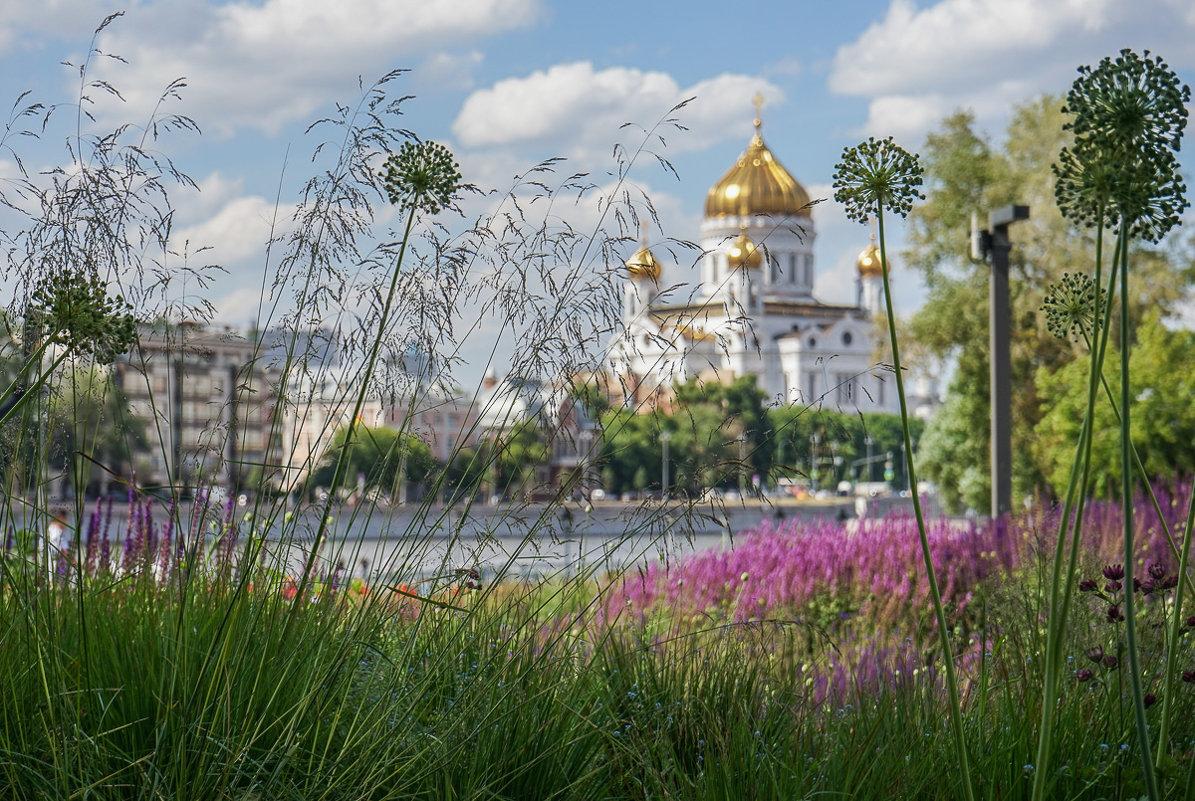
[1,0,1193,386]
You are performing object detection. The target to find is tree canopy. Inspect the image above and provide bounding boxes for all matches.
[905,97,1195,511]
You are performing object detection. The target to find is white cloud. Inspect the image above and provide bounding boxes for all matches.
[88,0,541,136]
[831,0,1116,97]
[171,193,294,271]
[831,0,1195,143]
[0,2,112,53]
[453,62,782,160]
[416,50,485,92]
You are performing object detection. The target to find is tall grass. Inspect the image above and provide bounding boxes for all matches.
[1,24,1194,800]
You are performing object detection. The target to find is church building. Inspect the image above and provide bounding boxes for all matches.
[608,110,901,415]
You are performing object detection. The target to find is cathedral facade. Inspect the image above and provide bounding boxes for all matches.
[609,114,900,415]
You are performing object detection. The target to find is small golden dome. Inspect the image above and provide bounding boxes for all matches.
[857,236,886,278]
[704,119,811,219]
[727,230,762,270]
[625,243,661,281]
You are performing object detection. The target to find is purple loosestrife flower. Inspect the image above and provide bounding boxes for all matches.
[158,504,174,581]
[84,503,101,578]
[120,531,135,575]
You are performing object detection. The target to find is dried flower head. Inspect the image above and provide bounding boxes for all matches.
[832,137,925,224]
[1042,272,1104,341]
[381,140,462,215]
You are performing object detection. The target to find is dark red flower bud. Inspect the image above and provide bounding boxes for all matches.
[1103,564,1125,581]
[1085,646,1104,663]
[1183,670,1195,684]
[1076,669,1095,682]
[1105,580,1122,593]
[1107,604,1125,623]
[1079,579,1099,592]
[1144,693,1158,708]
[1149,563,1167,580]
[1104,655,1119,669]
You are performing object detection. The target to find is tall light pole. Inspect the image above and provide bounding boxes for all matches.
[810,432,821,491]
[972,205,1029,518]
[660,430,672,500]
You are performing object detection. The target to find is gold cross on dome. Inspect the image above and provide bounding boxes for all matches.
[752,92,765,127]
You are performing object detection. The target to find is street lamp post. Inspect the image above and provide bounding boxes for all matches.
[810,432,821,492]
[972,204,1029,518]
[738,431,747,496]
[660,430,672,501]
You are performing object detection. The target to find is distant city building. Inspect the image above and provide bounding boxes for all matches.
[114,322,281,492]
[608,109,936,416]
[383,386,481,465]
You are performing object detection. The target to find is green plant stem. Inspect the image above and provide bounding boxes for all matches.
[1083,328,1195,600]
[876,209,974,801]
[292,200,420,608]
[1118,227,1159,799]
[1033,218,1114,801]
[1157,470,1195,766]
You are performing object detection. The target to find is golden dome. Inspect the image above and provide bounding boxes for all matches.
[704,119,811,219]
[856,236,886,278]
[727,230,762,270]
[625,243,661,281]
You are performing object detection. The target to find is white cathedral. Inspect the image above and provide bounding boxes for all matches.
[608,112,914,416]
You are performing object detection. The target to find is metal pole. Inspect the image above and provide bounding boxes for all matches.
[982,205,1028,519]
[660,431,671,500]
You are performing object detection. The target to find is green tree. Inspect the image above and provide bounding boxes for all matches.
[674,375,774,483]
[484,422,549,498]
[311,425,434,499]
[597,408,654,496]
[906,98,1194,510]
[1034,312,1195,496]
[769,407,920,490]
[46,366,147,498]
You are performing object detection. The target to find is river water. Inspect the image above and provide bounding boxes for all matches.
[57,494,922,586]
